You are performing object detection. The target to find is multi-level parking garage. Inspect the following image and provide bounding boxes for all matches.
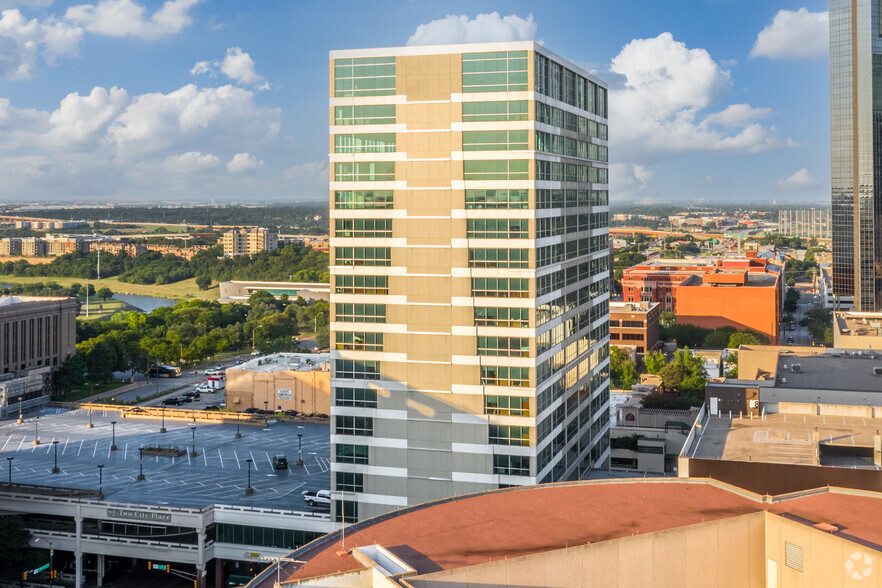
[0,407,334,588]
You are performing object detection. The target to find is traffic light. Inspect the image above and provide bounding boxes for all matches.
[22,572,27,580]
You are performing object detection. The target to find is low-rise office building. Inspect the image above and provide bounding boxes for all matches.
[225,353,331,414]
[222,227,278,257]
[609,301,660,354]
[833,310,882,350]
[218,281,330,304]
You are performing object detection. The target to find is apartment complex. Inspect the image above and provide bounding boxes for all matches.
[329,42,611,522]
[221,227,279,257]
[622,255,783,342]
[830,0,882,310]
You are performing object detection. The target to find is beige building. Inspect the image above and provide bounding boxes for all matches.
[21,237,47,257]
[0,296,77,375]
[0,238,21,256]
[222,227,279,257]
[329,41,611,522]
[280,478,882,588]
[225,353,331,414]
[834,310,882,349]
[46,236,87,257]
[218,281,330,304]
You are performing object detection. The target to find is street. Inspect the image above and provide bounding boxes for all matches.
[779,289,822,347]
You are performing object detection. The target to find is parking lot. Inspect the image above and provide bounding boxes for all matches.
[0,407,331,511]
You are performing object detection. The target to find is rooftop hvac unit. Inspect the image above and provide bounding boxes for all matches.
[791,364,801,373]
[874,367,882,376]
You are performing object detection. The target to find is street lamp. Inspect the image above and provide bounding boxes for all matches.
[296,433,303,466]
[6,456,12,487]
[51,440,59,474]
[32,416,39,446]
[87,407,93,429]
[110,421,117,451]
[235,411,242,439]
[245,458,253,494]
[97,464,104,498]
[160,407,166,434]
[189,426,197,457]
[137,447,145,481]
[17,397,22,424]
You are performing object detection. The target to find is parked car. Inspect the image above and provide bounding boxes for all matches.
[244,407,259,414]
[196,384,214,394]
[302,489,331,507]
[161,397,183,406]
[271,455,288,469]
[204,405,221,411]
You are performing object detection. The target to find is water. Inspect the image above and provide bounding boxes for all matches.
[113,293,177,313]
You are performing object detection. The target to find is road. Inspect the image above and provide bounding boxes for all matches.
[111,353,256,407]
[779,289,822,347]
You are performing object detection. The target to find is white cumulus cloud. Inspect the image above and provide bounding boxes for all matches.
[0,8,83,79]
[226,152,263,174]
[750,8,828,60]
[163,151,221,173]
[609,33,788,164]
[407,12,536,46]
[190,47,269,90]
[43,86,128,148]
[64,0,201,40]
[777,167,818,190]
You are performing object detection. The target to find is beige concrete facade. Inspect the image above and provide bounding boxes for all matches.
[222,227,279,257]
[329,42,611,521]
[225,353,331,414]
[0,296,77,375]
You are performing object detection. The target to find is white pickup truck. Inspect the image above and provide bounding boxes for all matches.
[302,489,331,507]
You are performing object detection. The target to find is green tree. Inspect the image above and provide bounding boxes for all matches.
[0,516,41,581]
[728,331,762,348]
[644,350,666,374]
[784,287,801,313]
[96,287,113,302]
[610,346,639,389]
[195,275,211,290]
[659,311,677,329]
[703,326,737,349]
[724,351,738,378]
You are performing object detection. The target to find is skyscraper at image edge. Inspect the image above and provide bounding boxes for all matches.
[328,41,611,522]
[830,0,882,310]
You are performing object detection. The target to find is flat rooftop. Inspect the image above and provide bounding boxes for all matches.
[284,479,882,582]
[610,301,658,314]
[0,408,330,510]
[775,352,882,393]
[835,311,882,338]
[689,413,882,468]
[229,352,330,373]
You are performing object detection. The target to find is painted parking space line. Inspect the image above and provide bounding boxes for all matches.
[77,439,83,456]
[62,438,69,455]
[217,449,224,468]
[17,437,24,451]
[234,451,240,469]
[2,436,10,452]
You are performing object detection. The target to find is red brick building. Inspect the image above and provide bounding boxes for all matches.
[622,255,783,342]
[609,301,661,354]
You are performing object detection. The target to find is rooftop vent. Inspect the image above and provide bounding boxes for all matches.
[781,377,788,384]
[791,364,802,373]
[873,367,882,376]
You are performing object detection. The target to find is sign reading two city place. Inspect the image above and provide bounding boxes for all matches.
[106,508,172,523]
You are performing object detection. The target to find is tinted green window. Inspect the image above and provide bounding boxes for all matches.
[463,160,529,180]
[334,218,392,238]
[490,425,531,446]
[462,51,528,93]
[466,219,529,239]
[335,387,378,407]
[335,247,391,267]
[471,277,530,298]
[335,133,396,153]
[493,454,530,475]
[335,275,388,294]
[465,189,528,209]
[335,57,395,97]
[462,100,528,121]
[334,162,395,181]
[334,105,396,125]
[336,444,369,464]
[481,366,530,386]
[468,249,529,268]
[336,303,386,323]
[485,395,531,416]
[477,336,530,357]
[334,190,393,209]
[335,332,383,351]
[474,307,530,328]
[462,130,528,151]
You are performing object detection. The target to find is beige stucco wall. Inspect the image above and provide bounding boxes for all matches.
[225,368,331,414]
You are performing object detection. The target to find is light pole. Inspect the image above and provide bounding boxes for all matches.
[160,407,166,434]
[6,456,12,487]
[260,556,305,588]
[110,420,117,451]
[245,458,253,494]
[296,433,303,465]
[17,397,22,424]
[137,447,145,481]
[97,464,104,498]
[32,416,39,446]
[51,440,59,474]
[235,411,242,439]
[87,406,93,429]
[189,426,197,457]
[34,539,54,588]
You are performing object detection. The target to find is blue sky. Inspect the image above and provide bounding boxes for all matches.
[0,0,830,205]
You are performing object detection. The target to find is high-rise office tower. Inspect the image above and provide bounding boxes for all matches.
[830,0,882,310]
[329,42,611,522]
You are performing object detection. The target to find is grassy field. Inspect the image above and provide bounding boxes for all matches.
[0,276,219,301]
[78,298,129,321]
[53,381,128,402]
